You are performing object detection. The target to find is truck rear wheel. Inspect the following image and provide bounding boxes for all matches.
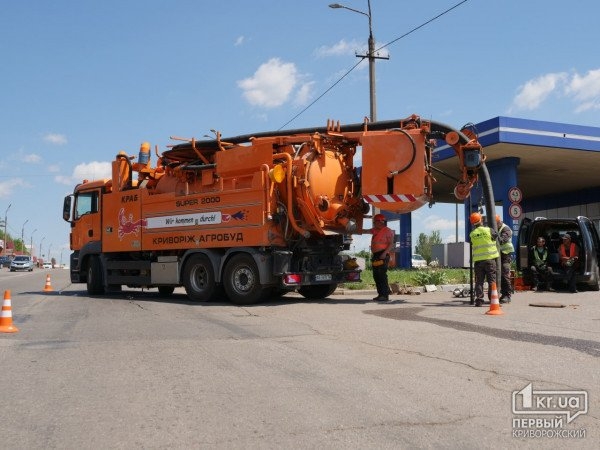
[298,283,338,300]
[223,254,263,305]
[87,256,105,295]
[183,254,216,302]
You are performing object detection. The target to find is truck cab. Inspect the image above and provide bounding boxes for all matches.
[517,216,600,291]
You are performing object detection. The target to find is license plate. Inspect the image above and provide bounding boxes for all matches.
[315,274,332,281]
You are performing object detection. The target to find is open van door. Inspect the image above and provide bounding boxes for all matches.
[517,217,533,272]
[577,216,600,291]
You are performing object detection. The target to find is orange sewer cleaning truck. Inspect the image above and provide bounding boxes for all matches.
[63,115,484,304]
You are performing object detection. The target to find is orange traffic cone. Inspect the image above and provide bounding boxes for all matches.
[43,274,53,292]
[0,290,19,333]
[486,281,504,316]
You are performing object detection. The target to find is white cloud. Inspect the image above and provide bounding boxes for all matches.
[47,164,60,173]
[315,39,389,60]
[55,161,112,186]
[294,81,315,107]
[422,215,459,233]
[0,178,28,198]
[237,58,300,108]
[511,72,568,111]
[315,39,360,57]
[22,153,42,163]
[234,35,245,46]
[565,68,600,112]
[44,133,68,145]
[510,68,600,113]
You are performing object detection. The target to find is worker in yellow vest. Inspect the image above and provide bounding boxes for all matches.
[469,212,499,307]
[496,214,515,303]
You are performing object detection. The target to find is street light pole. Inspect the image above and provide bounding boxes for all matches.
[30,228,37,257]
[40,236,45,260]
[3,203,11,255]
[21,219,28,254]
[329,0,388,122]
[330,1,389,219]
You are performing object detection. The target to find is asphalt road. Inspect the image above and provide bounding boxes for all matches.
[0,268,598,449]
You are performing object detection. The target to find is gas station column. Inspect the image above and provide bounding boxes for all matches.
[398,213,412,268]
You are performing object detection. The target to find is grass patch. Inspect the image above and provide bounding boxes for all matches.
[342,267,470,289]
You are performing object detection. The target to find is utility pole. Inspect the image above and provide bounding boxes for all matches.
[3,203,11,255]
[21,219,29,254]
[30,229,37,257]
[329,1,389,218]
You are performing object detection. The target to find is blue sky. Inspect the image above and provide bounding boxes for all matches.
[1,0,599,260]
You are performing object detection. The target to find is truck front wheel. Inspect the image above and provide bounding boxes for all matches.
[87,256,105,295]
[183,254,216,302]
[223,254,263,305]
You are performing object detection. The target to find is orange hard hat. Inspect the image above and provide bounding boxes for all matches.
[470,212,482,225]
[373,214,386,222]
[495,214,501,222]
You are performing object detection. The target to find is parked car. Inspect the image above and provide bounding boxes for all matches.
[0,256,12,268]
[10,255,34,272]
[412,254,427,268]
[517,216,600,291]
[42,262,52,269]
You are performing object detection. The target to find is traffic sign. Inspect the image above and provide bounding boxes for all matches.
[508,187,523,203]
[509,203,522,219]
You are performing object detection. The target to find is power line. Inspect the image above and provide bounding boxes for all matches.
[278,59,364,130]
[279,0,469,129]
[376,0,468,53]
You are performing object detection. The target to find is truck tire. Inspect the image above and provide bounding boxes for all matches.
[87,256,105,295]
[183,254,216,302]
[298,283,338,300]
[223,254,263,305]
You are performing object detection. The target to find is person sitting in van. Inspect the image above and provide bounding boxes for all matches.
[559,234,579,293]
[529,237,554,291]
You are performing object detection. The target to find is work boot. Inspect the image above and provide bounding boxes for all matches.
[500,296,511,304]
[475,299,483,307]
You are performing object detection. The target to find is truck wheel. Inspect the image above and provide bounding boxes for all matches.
[87,256,105,295]
[183,254,216,302]
[223,254,263,305]
[298,283,338,300]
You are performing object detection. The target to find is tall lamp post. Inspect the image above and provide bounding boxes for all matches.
[329,0,388,122]
[3,203,11,255]
[40,236,46,261]
[330,1,389,219]
[21,219,29,254]
[30,228,37,257]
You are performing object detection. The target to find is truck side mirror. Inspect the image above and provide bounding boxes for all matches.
[63,195,72,222]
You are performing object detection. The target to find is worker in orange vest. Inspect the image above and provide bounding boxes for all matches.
[369,214,395,301]
[559,234,579,293]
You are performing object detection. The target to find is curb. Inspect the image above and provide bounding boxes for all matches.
[332,284,472,296]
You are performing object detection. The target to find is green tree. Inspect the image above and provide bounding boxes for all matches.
[355,250,371,260]
[415,230,442,263]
